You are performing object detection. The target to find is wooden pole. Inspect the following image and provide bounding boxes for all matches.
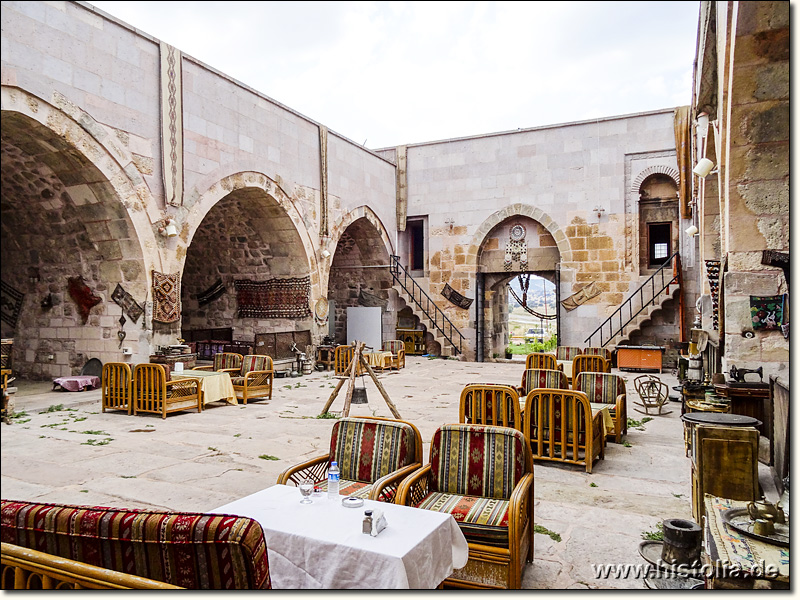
[341,342,364,417]
[320,377,346,415]
[358,355,402,419]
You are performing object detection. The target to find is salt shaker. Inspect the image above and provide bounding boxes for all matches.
[362,510,373,534]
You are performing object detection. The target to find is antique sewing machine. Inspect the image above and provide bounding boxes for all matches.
[729,365,764,383]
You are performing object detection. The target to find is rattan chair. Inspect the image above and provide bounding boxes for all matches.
[582,347,613,363]
[633,374,672,416]
[459,383,522,430]
[571,354,610,383]
[101,362,133,414]
[231,355,274,405]
[132,364,201,419]
[517,368,569,397]
[524,352,558,371]
[396,423,534,589]
[277,416,423,502]
[333,344,366,377]
[195,352,243,375]
[381,340,406,370]
[523,388,604,473]
[573,372,627,443]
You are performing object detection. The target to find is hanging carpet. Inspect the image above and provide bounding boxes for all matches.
[0,281,24,328]
[235,277,311,319]
[68,276,102,325]
[441,283,473,309]
[111,283,144,323]
[750,295,785,331]
[152,271,181,323]
[560,282,600,312]
[195,278,226,306]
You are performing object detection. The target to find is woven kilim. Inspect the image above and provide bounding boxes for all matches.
[235,277,311,319]
[441,282,473,309]
[0,280,24,328]
[152,271,181,323]
[1,499,271,589]
[111,283,144,323]
[195,278,226,306]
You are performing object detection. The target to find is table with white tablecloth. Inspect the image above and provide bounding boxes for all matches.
[210,484,469,589]
[171,369,236,406]
[363,351,393,370]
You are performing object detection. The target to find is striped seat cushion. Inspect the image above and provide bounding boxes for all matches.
[414,491,510,548]
[239,355,270,377]
[381,340,403,354]
[330,417,416,484]
[574,372,625,405]
[520,368,567,394]
[214,353,242,371]
[556,346,582,361]
[430,424,526,500]
[0,500,271,589]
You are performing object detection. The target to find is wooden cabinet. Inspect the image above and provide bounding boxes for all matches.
[397,329,425,355]
[615,345,664,372]
[690,425,759,522]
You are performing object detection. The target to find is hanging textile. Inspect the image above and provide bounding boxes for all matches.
[235,277,311,319]
[0,280,24,328]
[750,295,786,330]
[673,105,692,219]
[704,260,721,330]
[504,223,528,271]
[560,282,600,312]
[152,271,181,323]
[441,283,473,309]
[67,276,102,325]
[111,283,144,323]
[195,278,226,307]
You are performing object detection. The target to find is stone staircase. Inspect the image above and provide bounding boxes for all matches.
[601,282,681,348]
[394,286,459,357]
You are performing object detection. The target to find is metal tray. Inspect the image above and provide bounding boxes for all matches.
[721,508,789,547]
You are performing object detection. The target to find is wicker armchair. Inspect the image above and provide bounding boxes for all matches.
[571,354,610,383]
[517,368,569,397]
[523,388,604,473]
[524,352,558,371]
[195,352,243,375]
[101,362,133,415]
[333,345,366,377]
[381,340,406,370]
[277,416,422,502]
[555,346,583,362]
[132,364,201,419]
[573,372,627,443]
[459,384,521,430]
[582,347,613,363]
[396,424,534,589]
[231,355,274,405]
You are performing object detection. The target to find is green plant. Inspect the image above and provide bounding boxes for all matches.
[208,447,219,452]
[40,404,65,413]
[82,438,112,446]
[120,475,137,479]
[641,522,664,541]
[590,482,598,488]
[627,416,654,430]
[316,412,338,419]
[259,454,279,461]
[533,523,562,542]
[81,430,109,436]
[623,440,632,448]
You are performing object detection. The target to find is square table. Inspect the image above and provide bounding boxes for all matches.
[210,484,469,589]
[556,360,573,380]
[589,402,614,438]
[171,369,236,406]
[363,351,393,370]
[52,375,100,392]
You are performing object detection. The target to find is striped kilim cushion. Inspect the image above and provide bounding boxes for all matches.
[556,346,582,361]
[215,353,242,371]
[430,424,526,500]
[0,500,271,589]
[521,368,568,394]
[382,340,403,354]
[583,347,612,361]
[239,355,270,377]
[414,491,510,548]
[574,372,625,405]
[330,418,416,483]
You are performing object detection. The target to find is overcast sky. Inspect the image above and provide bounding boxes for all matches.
[87,1,701,149]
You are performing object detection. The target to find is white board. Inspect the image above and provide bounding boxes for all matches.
[346,307,382,351]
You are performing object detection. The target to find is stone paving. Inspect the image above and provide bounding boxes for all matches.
[1,356,694,589]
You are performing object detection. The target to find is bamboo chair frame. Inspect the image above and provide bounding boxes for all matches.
[132,364,201,419]
[101,362,132,415]
[573,372,628,443]
[524,352,558,371]
[231,355,274,405]
[633,374,672,416]
[333,345,366,377]
[517,368,569,397]
[523,388,604,473]
[396,425,534,589]
[195,352,243,375]
[459,384,522,430]
[582,347,613,363]
[381,340,406,370]
[571,354,610,384]
[1,543,180,590]
[276,416,423,502]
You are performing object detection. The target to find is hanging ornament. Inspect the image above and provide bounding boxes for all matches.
[504,223,528,271]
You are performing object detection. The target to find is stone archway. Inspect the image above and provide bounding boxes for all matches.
[181,172,320,344]
[1,87,156,377]
[327,206,395,345]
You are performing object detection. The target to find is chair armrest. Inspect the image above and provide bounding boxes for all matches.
[396,464,432,506]
[220,367,240,375]
[369,463,422,502]
[244,370,274,386]
[276,454,329,486]
[166,378,200,393]
[194,365,213,371]
[508,472,534,543]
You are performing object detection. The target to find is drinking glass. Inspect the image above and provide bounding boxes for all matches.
[299,479,314,504]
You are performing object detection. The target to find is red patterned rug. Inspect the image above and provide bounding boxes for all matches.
[152,271,181,323]
[67,276,101,325]
[235,277,311,319]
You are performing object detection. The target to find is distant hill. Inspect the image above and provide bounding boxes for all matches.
[507,275,556,316]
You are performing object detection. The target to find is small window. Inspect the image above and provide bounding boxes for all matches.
[648,223,671,267]
[408,220,425,271]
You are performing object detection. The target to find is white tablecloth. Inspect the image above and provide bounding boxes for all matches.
[172,369,236,406]
[210,484,468,589]
[556,360,573,379]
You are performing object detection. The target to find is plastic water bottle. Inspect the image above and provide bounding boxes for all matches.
[327,461,340,499]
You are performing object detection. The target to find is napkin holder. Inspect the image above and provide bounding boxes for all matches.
[370,509,387,537]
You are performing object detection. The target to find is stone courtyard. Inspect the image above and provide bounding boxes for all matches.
[0,356,707,590]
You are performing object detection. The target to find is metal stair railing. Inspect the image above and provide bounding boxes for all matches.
[584,251,681,348]
[389,255,464,355]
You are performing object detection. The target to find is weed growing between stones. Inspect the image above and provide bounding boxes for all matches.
[641,522,664,541]
[259,454,279,461]
[533,524,562,542]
